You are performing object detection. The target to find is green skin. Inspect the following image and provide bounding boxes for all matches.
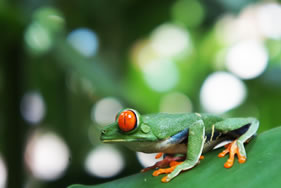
[100,108,259,182]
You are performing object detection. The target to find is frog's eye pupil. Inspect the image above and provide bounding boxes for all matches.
[118,110,137,132]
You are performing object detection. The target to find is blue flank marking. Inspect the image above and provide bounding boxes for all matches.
[165,124,251,145]
[168,128,189,144]
[231,124,250,135]
[205,124,251,142]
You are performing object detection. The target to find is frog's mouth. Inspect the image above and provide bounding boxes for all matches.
[102,139,127,143]
[101,138,147,143]
[100,127,158,143]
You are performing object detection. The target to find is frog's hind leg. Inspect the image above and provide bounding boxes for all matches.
[215,118,259,168]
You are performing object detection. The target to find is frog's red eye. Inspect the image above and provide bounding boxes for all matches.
[118,110,137,132]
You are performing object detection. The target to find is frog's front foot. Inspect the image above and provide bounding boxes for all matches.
[218,140,246,168]
[153,161,183,182]
[152,155,204,183]
[141,154,184,173]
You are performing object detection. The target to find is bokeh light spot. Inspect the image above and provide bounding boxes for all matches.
[67,28,99,57]
[132,40,158,70]
[257,3,281,39]
[160,92,193,113]
[25,22,52,54]
[136,152,163,168]
[0,156,7,188]
[200,72,247,114]
[171,0,204,28]
[25,132,70,181]
[20,91,46,125]
[85,145,124,178]
[143,60,179,92]
[91,97,123,126]
[150,23,192,57]
[33,7,65,33]
[215,8,262,45]
[226,40,268,80]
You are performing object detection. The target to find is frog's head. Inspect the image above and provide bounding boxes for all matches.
[100,108,157,143]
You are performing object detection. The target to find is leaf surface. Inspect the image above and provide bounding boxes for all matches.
[69,126,281,188]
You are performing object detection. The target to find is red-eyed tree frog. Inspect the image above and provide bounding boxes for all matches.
[100,108,259,183]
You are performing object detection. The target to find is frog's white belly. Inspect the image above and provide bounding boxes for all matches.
[123,137,227,154]
[123,140,187,154]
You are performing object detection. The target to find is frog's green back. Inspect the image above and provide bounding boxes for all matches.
[142,113,224,139]
[201,114,225,132]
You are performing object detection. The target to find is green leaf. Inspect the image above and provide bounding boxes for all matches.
[69,126,281,188]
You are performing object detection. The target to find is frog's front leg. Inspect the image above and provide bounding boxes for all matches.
[162,120,205,183]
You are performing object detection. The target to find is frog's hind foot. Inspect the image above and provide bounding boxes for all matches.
[141,155,184,173]
[218,140,246,168]
[153,155,204,183]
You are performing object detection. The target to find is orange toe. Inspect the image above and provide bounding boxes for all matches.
[155,152,163,159]
[152,170,161,176]
[237,153,246,164]
[218,140,247,168]
[161,176,169,183]
[224,159,234,168]
[169,161,182,167]
[238,156,246,164]
[153,167,174,176]
[153,162,182,176]
[218,147,230,158]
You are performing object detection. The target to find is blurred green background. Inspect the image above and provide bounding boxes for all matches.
[1,0,281,187]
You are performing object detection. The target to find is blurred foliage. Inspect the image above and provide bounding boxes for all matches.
[1,0,281,188]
